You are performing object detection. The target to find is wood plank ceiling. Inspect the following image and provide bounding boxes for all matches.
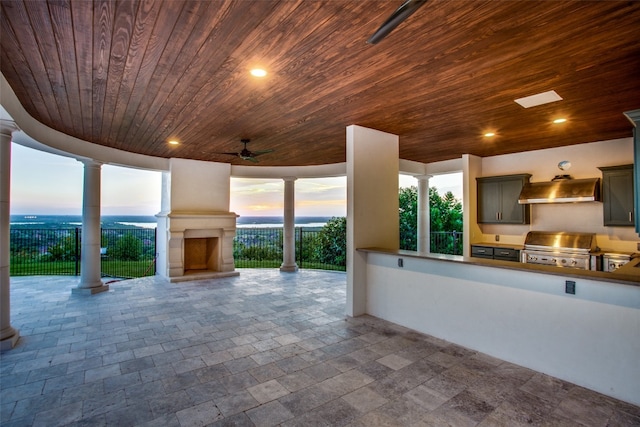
[1,0,639,166]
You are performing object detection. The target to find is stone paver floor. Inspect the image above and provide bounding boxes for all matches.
[1,270,638,426]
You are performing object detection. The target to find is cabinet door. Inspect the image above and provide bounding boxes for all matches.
[477,180,501,223]
[500,179,529,223]
[601,166,634,226]
[477,174,531,224]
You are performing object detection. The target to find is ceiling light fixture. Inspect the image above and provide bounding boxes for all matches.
[250,68,267,77]
[168,140,179,145]
[484,132,496,137]
[553,118,567,124]
[514,90,563,108]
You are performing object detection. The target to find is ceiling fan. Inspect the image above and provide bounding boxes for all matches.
[367,0,428,44]
[219,139,274,163]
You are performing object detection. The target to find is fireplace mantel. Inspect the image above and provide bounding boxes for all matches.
[156,211,239,282]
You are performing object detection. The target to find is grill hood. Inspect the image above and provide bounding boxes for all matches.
[518,176,601,204]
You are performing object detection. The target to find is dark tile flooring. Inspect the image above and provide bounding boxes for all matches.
[1,270,638,426]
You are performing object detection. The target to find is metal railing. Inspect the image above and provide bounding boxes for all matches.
[233,227,347,271]
[9,228,157,278]
[431,231,463,255]
[10,226,459,277]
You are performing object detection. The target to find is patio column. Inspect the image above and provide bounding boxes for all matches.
[416,175,432,253]
[0,119,20,350]
[280,177,298,272]
[73,159,109,294]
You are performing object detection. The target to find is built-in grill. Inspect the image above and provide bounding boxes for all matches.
[521,231,598,270]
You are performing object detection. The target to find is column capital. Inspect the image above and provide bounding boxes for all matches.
[624,109,640,126]
[77,158,103,168]
[0,119,19,138]
[282,176,297,182]
[415,174,433,182]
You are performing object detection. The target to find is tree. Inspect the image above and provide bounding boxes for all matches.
[47,236,77,261]
[398,186,463,252]
[315,216,347,267]
[110,233,142,261]
[399,186,418,250]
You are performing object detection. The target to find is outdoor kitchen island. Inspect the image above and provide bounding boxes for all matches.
[356,247,640,407]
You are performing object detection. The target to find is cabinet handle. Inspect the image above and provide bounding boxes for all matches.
[499,251,510,255]
[630,212,633,222]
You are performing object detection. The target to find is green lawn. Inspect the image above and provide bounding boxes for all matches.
[10,259,156,278]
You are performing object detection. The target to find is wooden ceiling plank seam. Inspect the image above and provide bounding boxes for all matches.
[24,0,76,135]
[99,0,138,146]
[1,0,63,127]
[91,0,115,143]
[169,2,321,144]
[112,0,187,154]
[141,0,490,159]
[0,7,54,125]
[229,1,640,155]
[113,0,169,148]
[179,2,375,148]
[169,2,336,151]
[192,1,458,146]
[130,0,241,154]
[2,1,639,166]
[107,0,161,149]
[135,1,285,155]
[70,0,94,141]
[124,0,215,152]
[48,0,85,138]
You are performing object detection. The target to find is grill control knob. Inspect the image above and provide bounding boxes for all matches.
[561,259,567,264]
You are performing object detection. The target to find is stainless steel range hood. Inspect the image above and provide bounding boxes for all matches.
[518,177,601,204]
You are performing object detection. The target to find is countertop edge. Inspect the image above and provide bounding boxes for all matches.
[357,247,640,287]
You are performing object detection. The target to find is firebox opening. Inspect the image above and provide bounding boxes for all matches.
[184,237,219,274]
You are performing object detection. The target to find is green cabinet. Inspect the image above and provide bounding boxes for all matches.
[599,164,635,226]
[477,174,531,224]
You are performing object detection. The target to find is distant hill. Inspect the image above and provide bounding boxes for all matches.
[10,215,337,229]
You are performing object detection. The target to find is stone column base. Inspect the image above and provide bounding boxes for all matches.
[280,264,299,272]
[0,328,20,351]
[72,284,110,295]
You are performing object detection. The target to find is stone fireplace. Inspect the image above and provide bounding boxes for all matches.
[157,212,239,282]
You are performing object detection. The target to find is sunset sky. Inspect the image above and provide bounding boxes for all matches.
[9,143,461,217]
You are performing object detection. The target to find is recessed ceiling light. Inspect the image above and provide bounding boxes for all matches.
[250,68,267,77]
[168,140,179,145]
[484,132,496,137]
[514,90,563,108]
[553,118,567,124]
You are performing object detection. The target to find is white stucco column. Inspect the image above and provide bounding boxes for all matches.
[416,175,432,253]
[346,125,399,317]
[0,120,20,350]
[74,159,109,294]
[280,177,299,272]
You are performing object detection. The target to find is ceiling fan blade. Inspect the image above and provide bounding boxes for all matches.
[242,156,260,163]
[367,0,428,45]
[252,149,275,156]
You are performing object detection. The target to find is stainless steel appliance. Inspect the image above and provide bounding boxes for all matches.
[521,231,597,270]
[602,253,632,272]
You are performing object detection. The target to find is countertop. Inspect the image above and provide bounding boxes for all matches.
[471,242,524,250]
[358,247,640,287]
